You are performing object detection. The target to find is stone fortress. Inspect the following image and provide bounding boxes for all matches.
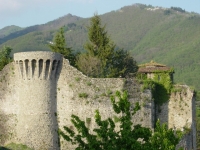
[0,51,196,150]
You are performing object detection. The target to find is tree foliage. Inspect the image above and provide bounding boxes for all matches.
[0,46,12,71]
[77,14,138,78]
[76,54,102,77]
[49,27,76,66]
[59,91,183,150]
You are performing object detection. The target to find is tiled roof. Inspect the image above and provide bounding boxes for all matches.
[138,66,171,73]
[138,60,173,73]
[138,60,166,67]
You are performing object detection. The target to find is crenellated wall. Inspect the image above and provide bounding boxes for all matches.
[14,52,61,80]
[0,51,196,150]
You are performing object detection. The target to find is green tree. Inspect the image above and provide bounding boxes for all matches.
[0,46,12,71]
[77,14,138,78]
[76,54,102,77]
[150,120,183,150]
[59,91,183,150]
[49,27,76,66]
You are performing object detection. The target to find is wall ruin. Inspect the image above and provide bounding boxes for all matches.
[0,51,196,150]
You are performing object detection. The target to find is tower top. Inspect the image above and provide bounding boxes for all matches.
[14,51,63,80]
[14,51,62,61]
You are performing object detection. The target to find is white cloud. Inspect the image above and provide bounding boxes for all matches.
[0,0,22,12]
[0,0,94,13]
[0,0,95,28]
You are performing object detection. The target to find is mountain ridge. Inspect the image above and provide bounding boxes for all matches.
[1,3,200,90]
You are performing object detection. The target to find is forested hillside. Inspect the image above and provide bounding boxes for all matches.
[0,4,200,91]
[0,25,22,38]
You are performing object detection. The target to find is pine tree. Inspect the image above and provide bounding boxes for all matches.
[49,27,76,66]
[77,14,138,77]
[84,14,115,60]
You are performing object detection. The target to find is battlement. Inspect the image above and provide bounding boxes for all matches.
[14,51,62,80]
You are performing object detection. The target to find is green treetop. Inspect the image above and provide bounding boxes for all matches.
[49,27,76,66]
[0,46,12,71]
[84,14,115,59]
[77,14,138,78]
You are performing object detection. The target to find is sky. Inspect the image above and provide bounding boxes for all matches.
[0,0,200,29]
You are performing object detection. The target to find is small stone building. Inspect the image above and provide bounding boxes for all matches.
[137,60,174,82]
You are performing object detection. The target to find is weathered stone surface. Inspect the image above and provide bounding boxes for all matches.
[0,51,196,150]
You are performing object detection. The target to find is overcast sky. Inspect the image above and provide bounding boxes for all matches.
[0,0,200,29]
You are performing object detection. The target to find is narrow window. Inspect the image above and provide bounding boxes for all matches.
[39,59,43,78]
[19,60,23,78]
[45,59,50,79]
[52,60,57,71]
[32,59,36,78]
[55,60,60,78]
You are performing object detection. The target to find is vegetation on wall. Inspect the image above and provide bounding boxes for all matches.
[137,71,173,105]
[0,46,12,71]
[0,143,33,150]
[0,112,9,145]
[196,106,200,148]
[152,71,173,105]
[59,91,183,150]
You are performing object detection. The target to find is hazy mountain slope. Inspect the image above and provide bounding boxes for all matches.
[129,9,200,89]
[0,25,22,38]
[0,14,82,45]
[1,19,88,55]
[101,5,167,51]
[4,31,54,55]
[1,4,200,90]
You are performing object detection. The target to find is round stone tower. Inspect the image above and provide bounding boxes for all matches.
[14,51,62,150]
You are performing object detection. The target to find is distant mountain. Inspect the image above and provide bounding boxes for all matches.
[1,4,200,90]
[0,25,22,38]
[0,14,83,45]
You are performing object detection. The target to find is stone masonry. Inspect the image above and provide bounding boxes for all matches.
[0,51,196,150]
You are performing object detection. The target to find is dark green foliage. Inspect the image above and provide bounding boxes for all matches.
[138,71,173,105]
[170,7,185,13]
[77,14,138,77]
[152,72,173,105]
[109,48,138,77]
[76,54,102,77]
[0,46,12,71]
[151,120,183,150]
[0,143,33,150]
[84,14,114,58]
[153,83,169,105]
[0,147,9,150]
[78,93,88,98]
[164,9,171,15]
[49,27,76,66]
[59,91,182,150]
[196,106,200,148]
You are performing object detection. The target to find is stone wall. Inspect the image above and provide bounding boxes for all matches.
[156,85,196,149]
[0,62,18,145]
[57,59,154,149]
[0,51,196,150]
